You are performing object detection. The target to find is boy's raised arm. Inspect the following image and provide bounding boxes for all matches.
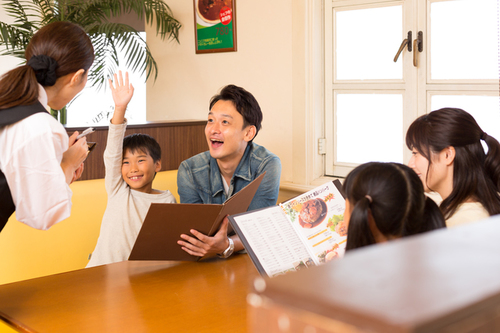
[109,71,134,125]
[104,71,135,194]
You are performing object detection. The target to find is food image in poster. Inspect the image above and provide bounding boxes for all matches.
[193,0,236,53]
[196,0,232,24]
[298,199,327,229]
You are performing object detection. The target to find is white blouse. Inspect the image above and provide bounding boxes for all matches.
[0,86,72,229]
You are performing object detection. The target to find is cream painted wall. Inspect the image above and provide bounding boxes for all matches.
[0,1,323,186]
[145,0,295,183]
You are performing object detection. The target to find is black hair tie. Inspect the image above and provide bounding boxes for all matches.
[481,132,488,141]
[27,55,58,86]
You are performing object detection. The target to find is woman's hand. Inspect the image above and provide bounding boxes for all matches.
[177,217,231,257]
[71,163,85,184]
[61,131,88,184]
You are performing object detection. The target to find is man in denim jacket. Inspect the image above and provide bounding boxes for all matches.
[177,85,281,259]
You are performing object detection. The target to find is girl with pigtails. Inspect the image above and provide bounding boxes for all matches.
[342,162,446,251]
[406,108,500,227]
[0,22,94,232]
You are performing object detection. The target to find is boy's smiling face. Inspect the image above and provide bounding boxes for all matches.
[121,148,161,193]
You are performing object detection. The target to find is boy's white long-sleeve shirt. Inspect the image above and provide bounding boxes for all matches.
[87,120,176,267]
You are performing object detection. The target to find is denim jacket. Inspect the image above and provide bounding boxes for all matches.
[177,143,281,211]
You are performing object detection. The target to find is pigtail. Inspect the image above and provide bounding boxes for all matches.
[344,162,445,253]
[345,197,375,251]
[421,197,446,232]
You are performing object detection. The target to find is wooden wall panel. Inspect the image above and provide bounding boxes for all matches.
[66,121,207,180]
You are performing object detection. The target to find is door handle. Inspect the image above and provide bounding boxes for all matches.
[413,31,423,67]
[394,31,412,62]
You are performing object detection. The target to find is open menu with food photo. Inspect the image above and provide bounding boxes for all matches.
[229,180,346,277]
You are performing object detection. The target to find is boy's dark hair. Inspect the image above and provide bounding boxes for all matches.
[209,84,263,140]
[123,133,161,162]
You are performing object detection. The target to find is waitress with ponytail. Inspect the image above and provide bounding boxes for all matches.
[0,21,94,231]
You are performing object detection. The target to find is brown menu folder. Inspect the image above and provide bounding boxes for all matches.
[129,172,266,262]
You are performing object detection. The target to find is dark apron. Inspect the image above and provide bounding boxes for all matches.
[0,102,49,231]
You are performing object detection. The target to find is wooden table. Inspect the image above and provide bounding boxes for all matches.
[249,216,500,332]
[0,254,258,333]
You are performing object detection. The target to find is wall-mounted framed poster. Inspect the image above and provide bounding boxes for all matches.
[193,0,237,54]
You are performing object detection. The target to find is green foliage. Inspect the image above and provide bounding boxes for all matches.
[0,0,181,89]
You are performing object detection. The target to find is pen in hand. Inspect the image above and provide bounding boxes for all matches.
[76,127,95,140]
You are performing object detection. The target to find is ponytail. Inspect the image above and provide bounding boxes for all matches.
[483,133,500,191]
[421,197,447,232]
[0,21,93,110]
[0,65,40,109]
[0,54,59,109]
[345,197,375,251]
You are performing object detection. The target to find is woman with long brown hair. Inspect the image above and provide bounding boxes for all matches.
[406,107,500,227]
[0,21,94,231]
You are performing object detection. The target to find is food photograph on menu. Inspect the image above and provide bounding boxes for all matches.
[230,180,347,277]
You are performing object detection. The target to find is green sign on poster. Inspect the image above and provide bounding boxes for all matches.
[193,0,237,54]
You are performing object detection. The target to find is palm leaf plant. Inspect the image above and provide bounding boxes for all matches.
[0,0,181,121]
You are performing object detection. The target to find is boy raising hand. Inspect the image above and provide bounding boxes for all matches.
[87,71,176,267]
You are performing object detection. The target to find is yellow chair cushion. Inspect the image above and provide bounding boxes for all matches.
[0,170,178,285]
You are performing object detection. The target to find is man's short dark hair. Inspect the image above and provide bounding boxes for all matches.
[122,133,161,162]
[209,84,263,139]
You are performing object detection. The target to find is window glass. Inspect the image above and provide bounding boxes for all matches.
[66,32,147,126]
[336,93,403,164]
[326,0,498,178]
[430,0,498,80]
[335,5,403,80]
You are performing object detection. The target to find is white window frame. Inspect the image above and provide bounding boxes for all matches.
[324,0,499,178]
